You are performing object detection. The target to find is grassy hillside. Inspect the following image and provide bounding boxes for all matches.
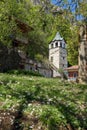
[0,73,87,130]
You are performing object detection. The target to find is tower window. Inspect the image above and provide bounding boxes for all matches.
[63,64,64,67]
[55,42,58,47]
[51,56,53,62]
[51,43,53,48]
[63,43,65,48]
[60,42,62,47]
[63,57,65,60]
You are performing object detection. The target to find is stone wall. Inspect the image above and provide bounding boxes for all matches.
[24,59,52,78]
[0,43,21,72]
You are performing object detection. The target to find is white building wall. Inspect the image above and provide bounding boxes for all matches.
[53,70,61,77]
[49,47,60,69]
[59,48,67,69]
[49,39,67,77]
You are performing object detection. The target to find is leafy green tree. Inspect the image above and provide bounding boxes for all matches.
[22,0,57,60]
[0,0,85,65]
[0,0,28,45]
[0,0,57,61]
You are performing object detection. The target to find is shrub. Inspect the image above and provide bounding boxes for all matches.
[6,69,43,77]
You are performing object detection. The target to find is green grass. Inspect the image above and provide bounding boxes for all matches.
[0,73,87,130]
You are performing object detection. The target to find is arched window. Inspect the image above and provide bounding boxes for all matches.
[62,43,65,48]
[60,42,62,47]
[63,57,65,60]
[51,43,53,48]
[55,42,58,47]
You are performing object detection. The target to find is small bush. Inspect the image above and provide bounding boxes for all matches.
[6,69,43,77]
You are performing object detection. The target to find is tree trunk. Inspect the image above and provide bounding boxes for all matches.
[78,24,87,83]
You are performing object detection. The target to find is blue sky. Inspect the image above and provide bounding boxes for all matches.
[51,0,78,12]
[51,0,72,4]
[51,0,62,5]
[51,0,83,20]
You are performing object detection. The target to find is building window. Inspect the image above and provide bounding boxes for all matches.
[60,42,62,47]
[62,43,65,48]
[30,67,32,70]
[73,72,77,77]
[51,56,53,62]
[55,42,58,47]
[69,72,73,77]
[51,43,53,48]
[63,57,65,60]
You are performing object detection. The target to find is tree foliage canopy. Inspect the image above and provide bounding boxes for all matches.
[0,0,87,64]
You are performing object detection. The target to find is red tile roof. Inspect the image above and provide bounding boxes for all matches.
[66,65,78,70]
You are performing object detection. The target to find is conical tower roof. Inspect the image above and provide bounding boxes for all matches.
[53,32,63,41]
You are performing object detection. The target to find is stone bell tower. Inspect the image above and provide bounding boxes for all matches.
[79,25,87,83]
[49,32,67,77]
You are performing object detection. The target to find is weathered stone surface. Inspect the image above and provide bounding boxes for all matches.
[0,43,21,72]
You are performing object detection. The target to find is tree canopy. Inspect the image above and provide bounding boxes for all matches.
[0,0,87,65]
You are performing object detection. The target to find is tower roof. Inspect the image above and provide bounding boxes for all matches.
[53,32,63,41]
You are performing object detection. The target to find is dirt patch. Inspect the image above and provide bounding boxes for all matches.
[0,110,16,130]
